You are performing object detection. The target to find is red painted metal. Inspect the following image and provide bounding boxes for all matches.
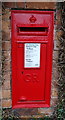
[11,10,54,108]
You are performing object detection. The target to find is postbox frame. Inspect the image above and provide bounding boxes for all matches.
[11,10,54,108]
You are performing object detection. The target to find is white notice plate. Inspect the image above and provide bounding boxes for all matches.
[24,43,40,68]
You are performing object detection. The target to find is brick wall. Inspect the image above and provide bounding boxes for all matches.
[0,2,2,119]
[2,2,62,119]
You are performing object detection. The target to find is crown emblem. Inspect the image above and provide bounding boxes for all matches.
[29,15,36,23]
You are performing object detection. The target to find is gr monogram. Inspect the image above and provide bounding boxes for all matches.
[24,74,39,82]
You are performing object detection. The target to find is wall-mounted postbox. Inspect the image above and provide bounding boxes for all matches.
[11,10,54,108]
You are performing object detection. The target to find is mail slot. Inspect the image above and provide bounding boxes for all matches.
[11,10,54,108]
[17,26,48,36]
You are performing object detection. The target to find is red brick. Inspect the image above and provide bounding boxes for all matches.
[2,90,11,99]
[0,90,2,99]
[56,9,61,20]
[3,71,11,82]
[3,2,15,8]
[38,108,54,115]
[52,68,58,80]
[2,9,11,20]
[50,97,58,107]
[2,60,11,71]
[56,20,61,29]
[2,31,11,41]
[51,88,58,97]
[0,3,2,14]
[2,51,11,60]
[0,99,2,107]
[51,79,58,88]
[16,2,24,8]
[56,30,63,40]
[54,40,59,51]
[2,20,10,33]
[2,80,11,90]
[2,99,11,108]
[52,60,57,69]
[0,62,1,69]
[26,2,56,9]
[2,41,11,51]
[53,51,58,61]
[13,108,38,117]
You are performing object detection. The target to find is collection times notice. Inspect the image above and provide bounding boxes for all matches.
[24,43,40,68]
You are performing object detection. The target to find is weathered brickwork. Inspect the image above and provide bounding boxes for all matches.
[2,2,63,119]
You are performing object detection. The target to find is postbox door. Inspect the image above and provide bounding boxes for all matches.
[16,43,47,103]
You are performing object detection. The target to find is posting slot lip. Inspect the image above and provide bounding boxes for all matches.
[16,41,48,43]
[17,25,49,36]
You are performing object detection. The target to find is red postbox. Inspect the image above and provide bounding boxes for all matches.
[11,10,54,108]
